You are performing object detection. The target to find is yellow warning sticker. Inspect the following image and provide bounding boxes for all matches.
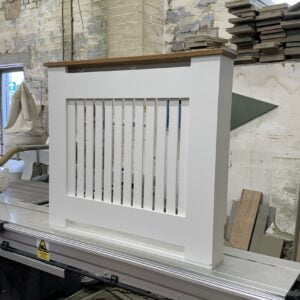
[37,239,50,261]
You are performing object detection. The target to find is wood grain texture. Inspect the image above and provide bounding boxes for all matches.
[44,49,236,69]
[229,189,262,250]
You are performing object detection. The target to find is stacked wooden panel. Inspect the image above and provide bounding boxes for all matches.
[226,0,260,64]
[254,4,287,62]
[282,5,300,59]
[171,36,227,52]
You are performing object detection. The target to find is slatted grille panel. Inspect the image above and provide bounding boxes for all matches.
[66,98,189,216]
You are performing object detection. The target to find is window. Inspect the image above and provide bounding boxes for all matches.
[0,67,24,154]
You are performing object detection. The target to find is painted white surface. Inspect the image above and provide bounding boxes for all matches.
[228,62,300,215]
[48,55,233,268]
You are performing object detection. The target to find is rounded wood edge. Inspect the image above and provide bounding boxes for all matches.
[44,48,236,69]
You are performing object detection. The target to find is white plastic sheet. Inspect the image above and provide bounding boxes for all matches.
[4,82,44,147]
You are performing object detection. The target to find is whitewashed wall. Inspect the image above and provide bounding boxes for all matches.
[228,62,300,214]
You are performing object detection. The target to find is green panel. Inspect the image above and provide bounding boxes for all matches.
[231,93,278,130]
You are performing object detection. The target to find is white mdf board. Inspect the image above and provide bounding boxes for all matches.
[48,55,233,269]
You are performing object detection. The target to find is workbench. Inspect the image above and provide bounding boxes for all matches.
[0,181,298,300]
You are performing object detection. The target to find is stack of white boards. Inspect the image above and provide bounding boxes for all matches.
[282,4,300,59]
[254,3,287,62]
[226,0,261,64]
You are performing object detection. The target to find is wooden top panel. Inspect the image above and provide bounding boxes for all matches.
[44,49,236,69]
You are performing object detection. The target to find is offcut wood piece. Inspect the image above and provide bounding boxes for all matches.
[258,235,284,257]
[286,42,300,47]
[256,19,282,27]
[257,24,283,32]
[229,16,255,24]
[285,47,300,55]
[286,34,300,42]
[185,36,227,43]
[259,53,285,62]
[253,41,281,50]
[225,0,252,9]
[229,6,258,17]
[286,29,300,35]
[225,200,239,241]
[237,48,260,54]
[256,11,284,21]
[260,28,285,35]
[284,11,300,20]
[227,24,256,35]
[249,205,270,253]
[230,36,255,44]
[240,11,257,17]
[235,55,258,64]
[229,189,262,250]
[260,3,288,13]
[281,20,300,30]
[260,32,286,40]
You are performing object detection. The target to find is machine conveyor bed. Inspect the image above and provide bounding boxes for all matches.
[0,181,298,300]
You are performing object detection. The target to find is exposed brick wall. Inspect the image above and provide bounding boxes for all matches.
[107,0,144,57]
[107,0,164,57]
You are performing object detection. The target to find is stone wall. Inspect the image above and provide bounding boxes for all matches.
[164,0,232,51]
[0,0,107,134]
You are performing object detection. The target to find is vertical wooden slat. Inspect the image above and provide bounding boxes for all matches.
[67,99,76,196]
[113,99,122,205]
[94,100,103,201]
[154,99,167,212]
[144,99,155,210]
[123,99,133,206]
[104,99,113,202]
[177,100,189,216]
[133,99,144,208]
[166,100,179,215]
[76,99,85,198]
[85,99,94,199]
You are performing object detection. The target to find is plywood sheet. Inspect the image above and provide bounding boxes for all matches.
[229,189,262,250]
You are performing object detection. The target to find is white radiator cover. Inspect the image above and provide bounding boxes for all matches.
[48,54,233,269]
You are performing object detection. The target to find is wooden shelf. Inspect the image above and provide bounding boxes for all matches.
[44,49,236,70]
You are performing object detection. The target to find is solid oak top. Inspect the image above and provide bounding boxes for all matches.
[44,49,236,69]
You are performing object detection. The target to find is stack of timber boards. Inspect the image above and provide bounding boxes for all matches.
[255,3,288,62]
[226,189,284,258]
[226,0,260,64]
[171,35,227,52]
[282,4,300,59]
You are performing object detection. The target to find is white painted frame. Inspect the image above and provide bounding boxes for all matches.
[48,55,233,268]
